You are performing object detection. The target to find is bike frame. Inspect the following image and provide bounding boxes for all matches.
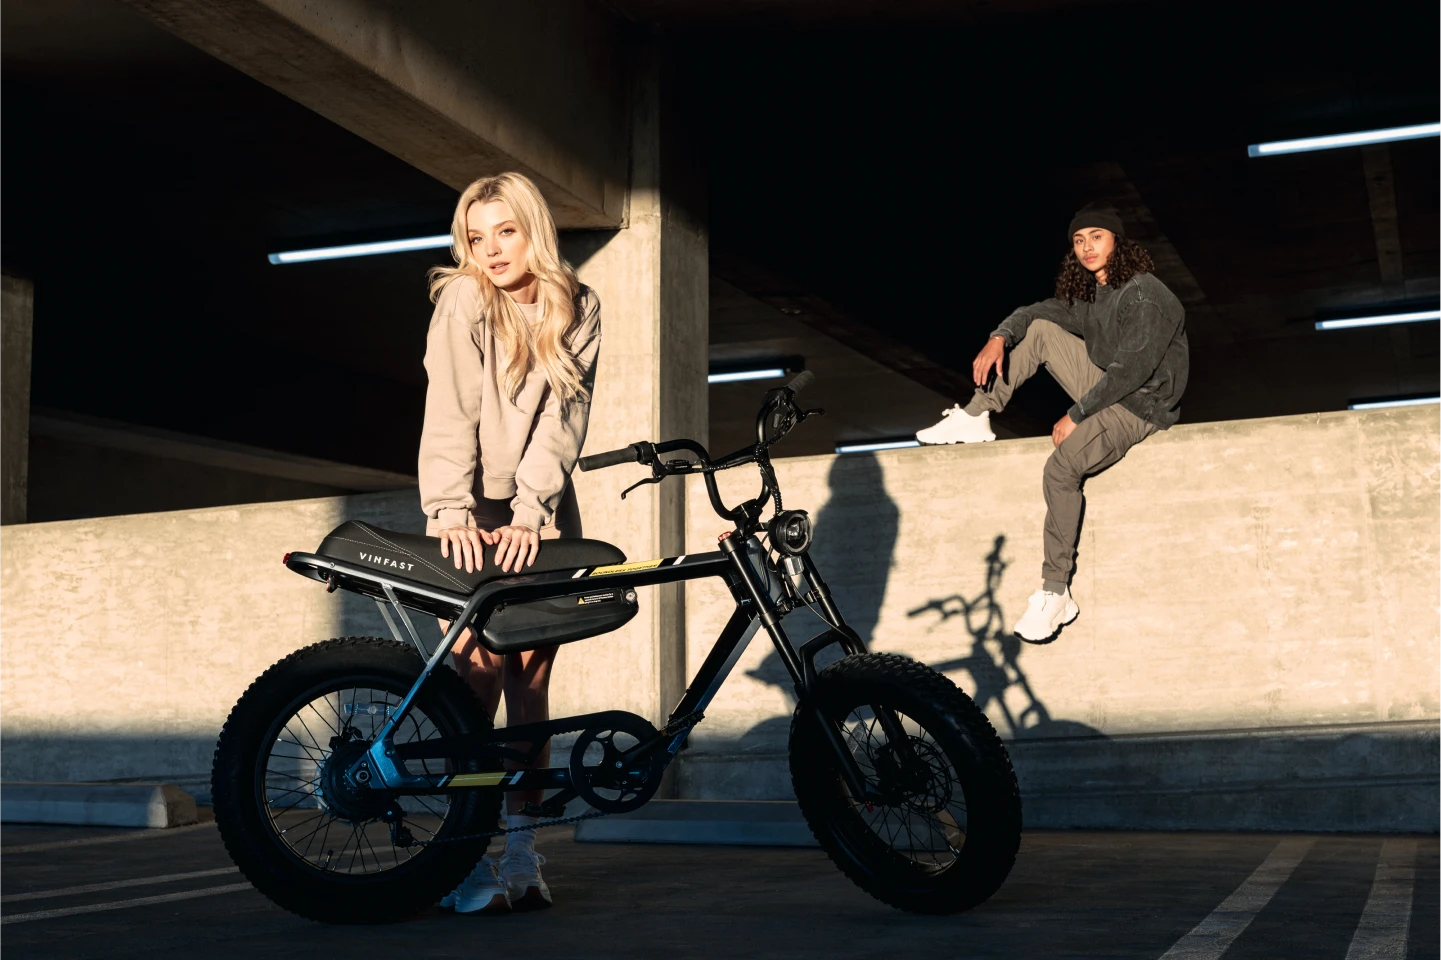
[282,371,893,811]
[282,526,877,808]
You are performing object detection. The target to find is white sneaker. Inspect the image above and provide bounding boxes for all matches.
[916,405,996,444]
[442,855,510,914]
[500,850,552,911]
[1012,588,1079,642]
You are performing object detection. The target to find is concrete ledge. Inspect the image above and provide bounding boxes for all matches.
[574,800,818,846]
[1,782,198,828]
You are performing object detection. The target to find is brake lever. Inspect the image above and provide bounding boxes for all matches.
[620,475,662,500]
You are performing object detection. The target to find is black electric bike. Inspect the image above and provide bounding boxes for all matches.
[211,372,1021,923]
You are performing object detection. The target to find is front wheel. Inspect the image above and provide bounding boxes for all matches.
[789,653,1021,913]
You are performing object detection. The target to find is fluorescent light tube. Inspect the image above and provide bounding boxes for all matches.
[835,439,920,454]
[1315,309,1440,330]
[707,368,787,384]
[1348,396,1441,410]
[268,234,453,264]
[1248,123,1440,157]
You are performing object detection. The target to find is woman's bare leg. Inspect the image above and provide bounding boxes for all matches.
[499,646,558,815]
[443,624,557,815]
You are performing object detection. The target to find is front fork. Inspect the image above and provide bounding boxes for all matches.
[717,534,888,804]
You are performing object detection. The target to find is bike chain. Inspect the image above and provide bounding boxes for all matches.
[404,806,609,847]
[393,709,705,848]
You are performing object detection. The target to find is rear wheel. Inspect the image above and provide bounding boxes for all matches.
[212,637,499,923]
[789,653,1021,913]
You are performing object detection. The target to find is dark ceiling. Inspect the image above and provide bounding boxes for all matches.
[677,3,1439,426]
[2,0,1436,477]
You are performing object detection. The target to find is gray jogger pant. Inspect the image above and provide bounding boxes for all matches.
[964,320,1156,589]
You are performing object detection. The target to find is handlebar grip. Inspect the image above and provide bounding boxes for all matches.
[785,370,815,395]
[578,444,642,472]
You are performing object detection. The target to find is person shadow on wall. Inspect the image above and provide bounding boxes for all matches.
[737,453,898,754]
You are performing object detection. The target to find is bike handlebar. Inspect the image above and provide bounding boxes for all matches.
[577,443,643,472]
[785,370,814,395]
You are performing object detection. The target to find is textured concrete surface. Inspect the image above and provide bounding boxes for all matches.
[2,409,1435,831]
[681,406,1440,830]
[121,0,629,227]
[0,50,707,804]
[1,820,1435,959]
[1,782,196,829]
[2,272,33,525]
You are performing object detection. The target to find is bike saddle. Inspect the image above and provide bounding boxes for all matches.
[315,520,627,595]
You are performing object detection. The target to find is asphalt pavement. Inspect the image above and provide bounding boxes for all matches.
[1,809,1435,960]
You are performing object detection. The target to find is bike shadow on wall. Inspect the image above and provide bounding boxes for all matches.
[737,451,1100,747]
[909,535,1101,741]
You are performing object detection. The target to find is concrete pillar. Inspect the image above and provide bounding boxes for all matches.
[1,274,34,525]
[564,39,708,739]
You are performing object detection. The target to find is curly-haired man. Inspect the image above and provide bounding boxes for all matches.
[916,202,1189,641]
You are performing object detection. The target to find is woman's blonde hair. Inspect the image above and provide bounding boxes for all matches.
[428,172,588,406]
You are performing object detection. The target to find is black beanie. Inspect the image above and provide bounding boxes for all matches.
[1068,201,1125,239]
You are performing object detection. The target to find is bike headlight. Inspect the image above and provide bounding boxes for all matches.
[768,509,813,556]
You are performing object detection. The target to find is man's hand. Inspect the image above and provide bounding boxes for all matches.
[1052,414,1077,447]
[973,336,1005,386]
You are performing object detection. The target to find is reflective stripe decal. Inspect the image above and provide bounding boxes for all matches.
[571,568,588,579]
[444,772,510,787]
[589,559,665,577]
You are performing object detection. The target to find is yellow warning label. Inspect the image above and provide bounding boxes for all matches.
[589,558,664,577]
[446,772,510,787]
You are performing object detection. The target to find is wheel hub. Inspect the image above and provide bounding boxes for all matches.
[873,737,953,811]
[317,739,390,823]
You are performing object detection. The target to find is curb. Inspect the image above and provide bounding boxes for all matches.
[573,799,818,846]
[1,782,199,829]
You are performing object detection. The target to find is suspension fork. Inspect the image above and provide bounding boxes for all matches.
[719,535,884,804]
[795,552,916,767]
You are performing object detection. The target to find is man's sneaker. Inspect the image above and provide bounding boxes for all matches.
[499,850,552,911]
[916,405,996,444]
[1012,588,1079,642]
[442,855,510,914]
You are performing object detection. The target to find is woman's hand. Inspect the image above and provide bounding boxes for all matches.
[973,336,1006,386]
[437,525,489,573]
[491,524,540,573]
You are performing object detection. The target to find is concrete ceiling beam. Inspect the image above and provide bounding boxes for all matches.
[120,0,631,229]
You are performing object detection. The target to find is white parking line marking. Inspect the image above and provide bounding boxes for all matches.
[1,821,215,855]
[0,881,252,924]
[1160,837,1316,959]
[1345,838,1418,960]
[1,867,240,903]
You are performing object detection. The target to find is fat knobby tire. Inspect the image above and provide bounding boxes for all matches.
[211,637,498,924]
[789,652,1022,914]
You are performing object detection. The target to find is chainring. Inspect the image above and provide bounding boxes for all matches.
[568,715,666,814]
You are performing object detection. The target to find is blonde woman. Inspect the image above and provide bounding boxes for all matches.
[419,172,601,914]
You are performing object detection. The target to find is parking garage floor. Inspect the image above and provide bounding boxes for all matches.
[1,812,1435,960]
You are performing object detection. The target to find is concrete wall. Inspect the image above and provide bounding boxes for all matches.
[3,407,1436,830]
[679,406,1440,831]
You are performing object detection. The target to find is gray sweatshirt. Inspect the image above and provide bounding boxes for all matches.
[418,276,601,533]
[989,272,1189,428]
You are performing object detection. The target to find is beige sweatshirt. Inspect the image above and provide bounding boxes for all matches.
[418,276,601,533]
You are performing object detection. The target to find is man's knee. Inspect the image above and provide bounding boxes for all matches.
[1043,449,1084,491]
[1020,319,1063,347]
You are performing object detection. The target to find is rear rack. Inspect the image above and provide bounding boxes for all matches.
[284,551,469,620]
